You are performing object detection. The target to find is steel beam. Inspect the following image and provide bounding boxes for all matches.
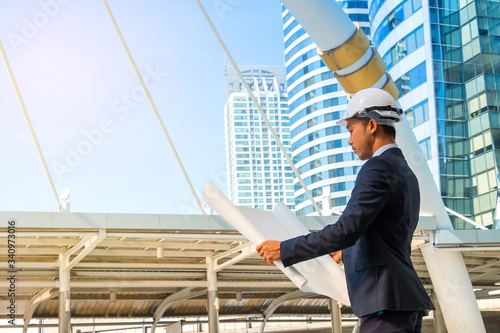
[12,238,232,250]
[0,280,296,289]
[206,257,220,333]
[22,288,58,333]
[421,243,486,332]
[260,290,313,333]
[431,292,447,333]
[212,242,257,272]
[151,288,206,333]
[58,230,106,332]
[329,299,341,333]
[59,253,71,332]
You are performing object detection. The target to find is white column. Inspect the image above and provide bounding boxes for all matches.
[431,292,447,333]
[58,231,105,332]
[352,320,360,333]
[421,244,485,332]
[330,299,342,333]
[58,254,71,332]
[206,257,220,333]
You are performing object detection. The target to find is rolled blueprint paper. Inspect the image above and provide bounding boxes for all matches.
[202,182,350,305]
[202,182,308,288]
[274,203,349,293]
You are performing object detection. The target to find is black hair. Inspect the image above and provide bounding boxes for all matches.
[380,125,396,139]
[361,118,396,139]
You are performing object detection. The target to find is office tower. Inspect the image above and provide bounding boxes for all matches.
[283,0,499,227]
[370,0,500,228]
[224,65,295,211]
[282,3,371,216]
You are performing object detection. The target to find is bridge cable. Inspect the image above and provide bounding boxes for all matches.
[102,0,206,215]
[194,0,323,215]
[0,38,63,211]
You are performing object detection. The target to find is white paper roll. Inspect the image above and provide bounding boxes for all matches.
[202,182,351,305]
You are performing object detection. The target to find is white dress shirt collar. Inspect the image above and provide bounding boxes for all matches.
[372,143,399,158]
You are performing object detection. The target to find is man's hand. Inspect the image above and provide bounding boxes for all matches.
[256,240,281,264]
[329,250,342,264]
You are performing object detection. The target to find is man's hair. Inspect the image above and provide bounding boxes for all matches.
[361,118,396,139]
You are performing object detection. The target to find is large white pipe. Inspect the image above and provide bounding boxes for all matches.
[282,0,355,51]
[282,0,397,98]
[280,1,485,331]
[280,2,451,228]
[395,118,453,230]
[421,244,485,332]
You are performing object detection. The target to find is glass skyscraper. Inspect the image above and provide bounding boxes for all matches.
[370,0,500,228]
[284,0,499,227]
[282,3,372,216]
[224,65,295,211]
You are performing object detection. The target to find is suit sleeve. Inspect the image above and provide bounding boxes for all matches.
[281,157,393,267]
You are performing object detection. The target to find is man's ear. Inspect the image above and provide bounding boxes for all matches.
[368,119,378,134]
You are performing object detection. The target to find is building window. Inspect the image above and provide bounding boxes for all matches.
[419,137,432,160]
[405,99,430,128]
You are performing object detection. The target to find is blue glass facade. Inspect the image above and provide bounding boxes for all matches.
[283,0,499,226]
[282,3,370,216]
[371,0,500,228]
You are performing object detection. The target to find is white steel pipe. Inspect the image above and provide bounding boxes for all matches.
[101,0,206,215]
[279,1,485,332]
[281,0,398,98]
[0,281,295,288]
[58,254,71,332]
[330,299,342,333]
[282,0,355,51]
[446,207,488,230]
[279,0,452,230]
[0,262,281,271]
[0,39,62,211]
[207,257,220,333]
[395,118,453,230]
[431,293,447,333]
[433,246,500,252]
[421,244,485,332]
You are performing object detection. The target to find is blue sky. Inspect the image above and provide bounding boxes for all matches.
[0,0,285,214]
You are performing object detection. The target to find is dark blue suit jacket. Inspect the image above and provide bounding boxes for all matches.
[281,148,434,317]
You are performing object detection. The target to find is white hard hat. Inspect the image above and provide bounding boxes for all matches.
[336,88,403,127]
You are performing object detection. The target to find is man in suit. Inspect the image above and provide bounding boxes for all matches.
[257,88,434,332]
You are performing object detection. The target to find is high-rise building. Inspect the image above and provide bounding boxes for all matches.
[283,0,499,228]
[282,3,372,216]
[224,65,295,211]
[370,0,500,228]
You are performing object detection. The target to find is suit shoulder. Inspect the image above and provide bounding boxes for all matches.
[357,156,398,186]
[362,155,394,172]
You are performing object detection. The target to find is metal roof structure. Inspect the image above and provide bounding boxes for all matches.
[1,212,499,332]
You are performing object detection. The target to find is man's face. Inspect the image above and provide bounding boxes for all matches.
[346,118,375,160]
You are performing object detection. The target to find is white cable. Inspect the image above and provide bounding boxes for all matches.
[445,207,488,230]
[0,38,63,211]
[194,0,323,216]
[102,0,205,215]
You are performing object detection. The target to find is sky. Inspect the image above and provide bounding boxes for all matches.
[0,0,285,214]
